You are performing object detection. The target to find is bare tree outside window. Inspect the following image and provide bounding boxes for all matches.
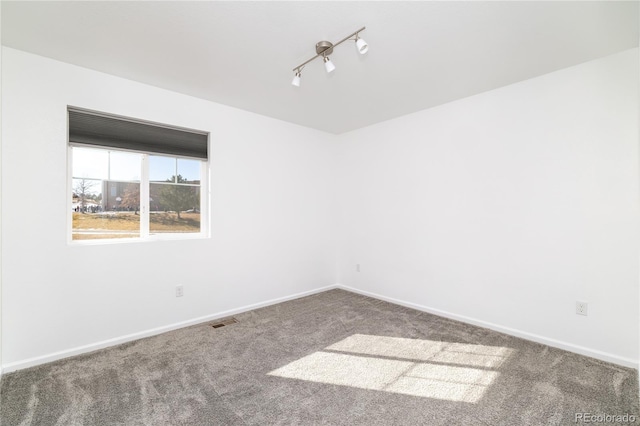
[73,178,97,213]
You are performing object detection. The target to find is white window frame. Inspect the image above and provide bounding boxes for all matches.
[68,146,210,245]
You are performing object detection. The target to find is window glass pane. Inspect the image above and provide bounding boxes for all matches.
[72,147,108,179]
[71,147,205,242]
[149,155,176,182]
[72,180,140,240]
[177,158,201,184]
[150,183,200,234]
[109,151,141,181]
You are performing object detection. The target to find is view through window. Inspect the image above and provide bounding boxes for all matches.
[71,147,204,241]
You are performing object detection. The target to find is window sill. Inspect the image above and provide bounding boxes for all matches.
[68,232,209,246]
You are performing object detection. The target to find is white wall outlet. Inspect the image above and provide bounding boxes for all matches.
[176,285,184,297]
[356,264,360,272]
[576,301,588,316]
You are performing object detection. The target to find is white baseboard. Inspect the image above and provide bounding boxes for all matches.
[1,284,339,373]
[337,284,639,369]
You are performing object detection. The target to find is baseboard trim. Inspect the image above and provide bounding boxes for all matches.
[2,284,339,373]
[337,284,638,369]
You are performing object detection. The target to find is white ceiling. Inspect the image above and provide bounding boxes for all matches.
[2,1,638,134]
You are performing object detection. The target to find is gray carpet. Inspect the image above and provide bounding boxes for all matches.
[1,289,638,425]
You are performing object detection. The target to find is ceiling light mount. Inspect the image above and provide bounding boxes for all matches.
[315,41,334,56]
[292,26,368,86]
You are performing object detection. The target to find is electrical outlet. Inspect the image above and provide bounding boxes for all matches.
[176,285,184,297]
[356,264,360,272]
[576,301,588,316]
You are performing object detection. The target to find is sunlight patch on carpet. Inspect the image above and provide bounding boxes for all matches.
[268,334,513,403]
[327,334,512,368]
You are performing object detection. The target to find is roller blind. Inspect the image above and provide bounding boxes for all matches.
[68,107,208,159]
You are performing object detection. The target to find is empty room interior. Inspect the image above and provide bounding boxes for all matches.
[1,1,640,425]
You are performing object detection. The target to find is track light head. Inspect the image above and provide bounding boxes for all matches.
[323,56,335,73]
[356,36,369,54]
[291,70,301,87]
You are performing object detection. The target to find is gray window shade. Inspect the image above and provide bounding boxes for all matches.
[68,108,208,159]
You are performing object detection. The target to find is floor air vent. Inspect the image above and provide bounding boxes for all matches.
[210,317,238,329]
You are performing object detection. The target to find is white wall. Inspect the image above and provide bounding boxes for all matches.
[1,47,337,370]
[0,4,4,380]
[336,48,640,367]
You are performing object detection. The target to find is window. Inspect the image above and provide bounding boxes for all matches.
[69,107,208,242]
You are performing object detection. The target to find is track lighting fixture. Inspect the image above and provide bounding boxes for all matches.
[291,27,368,86]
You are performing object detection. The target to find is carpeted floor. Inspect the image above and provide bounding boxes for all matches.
[1,289,638,425]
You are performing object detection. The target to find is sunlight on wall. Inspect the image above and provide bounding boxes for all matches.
[268,334,514,403]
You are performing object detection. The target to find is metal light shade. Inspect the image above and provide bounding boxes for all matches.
[323,56,335,73]
[356,38,369,54]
